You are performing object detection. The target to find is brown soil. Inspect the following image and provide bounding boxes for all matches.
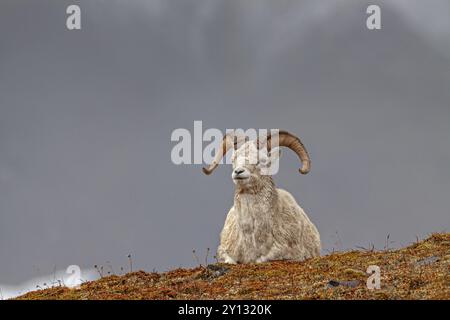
[16,233,449,300]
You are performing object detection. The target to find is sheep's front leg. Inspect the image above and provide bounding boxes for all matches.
[217,245,237,264]
[222,253,237,264]
[218,208,239,264]
[255,246,283,263]
[255,256,268,263]
[218,248,237,264]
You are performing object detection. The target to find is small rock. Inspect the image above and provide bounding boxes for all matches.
[340,280,361,288]
[207,264,229,275]
[200,264,230,280]
[327,280,360,288]
[415,256,439,267]
[327,280,340,288]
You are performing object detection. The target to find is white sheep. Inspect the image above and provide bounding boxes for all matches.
[203,130,321,264]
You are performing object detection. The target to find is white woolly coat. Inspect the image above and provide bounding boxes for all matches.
[217,182,321,264]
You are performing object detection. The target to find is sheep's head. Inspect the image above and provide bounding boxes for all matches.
[229,140,273,187]
[202,131,311,188]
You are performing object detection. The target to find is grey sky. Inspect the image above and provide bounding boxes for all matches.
[1,0,449,286]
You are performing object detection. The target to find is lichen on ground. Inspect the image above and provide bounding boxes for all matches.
[16,233,450,300]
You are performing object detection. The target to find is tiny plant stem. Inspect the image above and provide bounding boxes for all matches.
[94,265,103,278]
[128,254,133,272]
[106,261,115,275]
[192,249,202,267]
[205,248,210,266]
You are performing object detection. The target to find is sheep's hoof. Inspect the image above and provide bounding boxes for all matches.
[255,257,267,263]
[223,254,237,264]
[224,258,237,264]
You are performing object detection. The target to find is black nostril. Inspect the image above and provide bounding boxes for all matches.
[235,169,244,175]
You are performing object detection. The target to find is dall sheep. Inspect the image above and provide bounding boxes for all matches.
[203,130,321,264]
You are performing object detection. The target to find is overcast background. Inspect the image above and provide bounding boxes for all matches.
[1,0,449,290]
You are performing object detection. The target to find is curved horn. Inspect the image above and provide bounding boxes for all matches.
[266,130,311,174]
[202,133,236,175]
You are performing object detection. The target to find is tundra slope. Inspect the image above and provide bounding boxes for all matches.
[15,233,450,300]
[203,130,321,264]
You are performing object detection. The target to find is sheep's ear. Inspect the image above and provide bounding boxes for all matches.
[260,147,282,176]
[269,147,282,163]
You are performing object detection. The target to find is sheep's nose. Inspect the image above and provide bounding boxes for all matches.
[234,168,245,175]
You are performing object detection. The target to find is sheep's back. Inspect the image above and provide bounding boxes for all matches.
[275,188,321,258]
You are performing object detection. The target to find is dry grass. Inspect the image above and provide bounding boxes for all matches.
[16,233,449,300]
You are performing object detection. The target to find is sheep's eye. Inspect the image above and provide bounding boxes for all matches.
[258,158,267,166]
